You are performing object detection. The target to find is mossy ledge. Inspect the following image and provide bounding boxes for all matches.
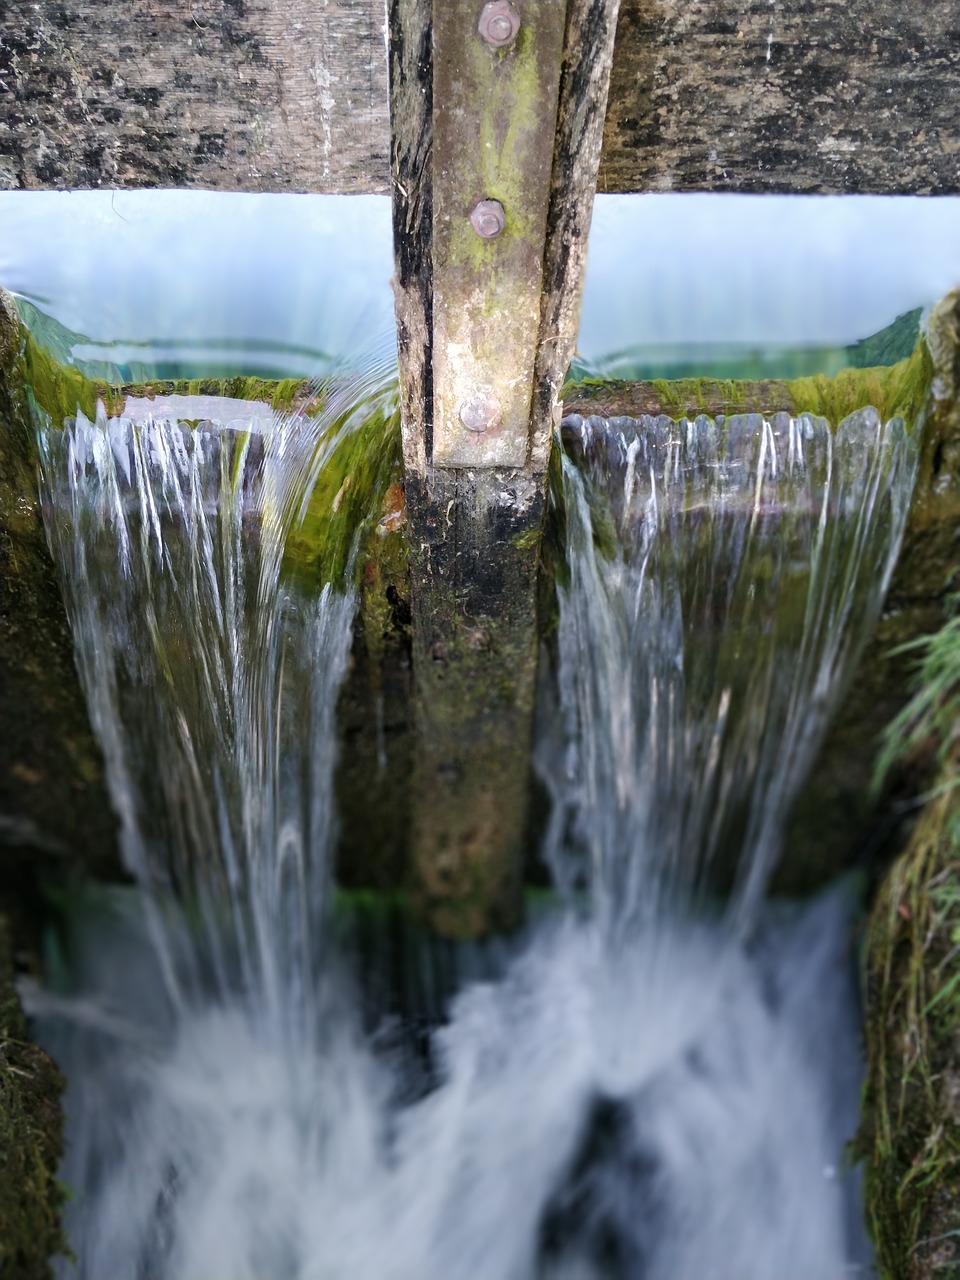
[562,330,933,430]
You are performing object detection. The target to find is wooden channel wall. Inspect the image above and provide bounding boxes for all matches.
[1,0,958,196]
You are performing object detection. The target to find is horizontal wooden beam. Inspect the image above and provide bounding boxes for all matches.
[600,0,960,195]
[2,0,958,195]
[0,0,391,193]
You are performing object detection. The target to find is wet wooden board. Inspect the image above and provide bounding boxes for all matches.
[3,0,959,194]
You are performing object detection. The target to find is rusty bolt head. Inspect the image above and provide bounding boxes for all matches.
[469,198,506,240]
[478,0,521,48]
[459,394,503,434]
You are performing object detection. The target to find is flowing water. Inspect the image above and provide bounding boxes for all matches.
[30,391,917,1278]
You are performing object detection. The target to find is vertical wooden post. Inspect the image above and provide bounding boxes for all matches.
[389,0,621,937]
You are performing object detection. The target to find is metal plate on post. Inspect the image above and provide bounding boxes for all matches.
[432,0,567,469]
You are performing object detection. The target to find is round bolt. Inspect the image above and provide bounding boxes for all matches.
[459,394,502,434]
[469,198,506,240]
[478,0,521,48]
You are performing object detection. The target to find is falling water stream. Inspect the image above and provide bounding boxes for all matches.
[29,386,918,1278]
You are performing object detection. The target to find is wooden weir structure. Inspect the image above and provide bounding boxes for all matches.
[2,0,960,937]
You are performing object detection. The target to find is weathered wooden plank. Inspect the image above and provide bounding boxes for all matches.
[600,0,960,194]
[3,0,959,195]
[0,0,391,192]
[388,0,433,474]
[531,0,622,470]
[404,467,542,937]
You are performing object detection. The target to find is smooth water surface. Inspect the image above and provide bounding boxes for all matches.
[2,191,959,379]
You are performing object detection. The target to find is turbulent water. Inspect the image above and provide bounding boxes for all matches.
[31,397,917,1279]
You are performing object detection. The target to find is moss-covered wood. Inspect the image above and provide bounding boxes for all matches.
[563,336,933,430]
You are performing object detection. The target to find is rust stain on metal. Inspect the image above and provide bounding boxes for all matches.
[478,0,522,48]
[431,0,567,469]
[469,198,507,240]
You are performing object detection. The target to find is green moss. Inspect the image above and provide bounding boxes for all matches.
[282,387,403,592]
[562,329,935,432]
[788,338,934,430]
[651,375,765,418]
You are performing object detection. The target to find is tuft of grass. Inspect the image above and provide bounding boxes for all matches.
[861,780,960,1280]
[862,593,960,1278]
[875,593,960,797]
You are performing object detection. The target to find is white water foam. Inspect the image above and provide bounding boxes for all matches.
[34,884,867,1280]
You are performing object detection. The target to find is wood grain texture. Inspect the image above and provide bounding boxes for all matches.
[388,0,432,474]
[531,0,622,470]
[4,0,959,194]
[0,0,391,192]
[600,0,960,194]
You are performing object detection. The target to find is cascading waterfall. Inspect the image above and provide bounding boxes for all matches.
[548,408,918,935]
[30,392,917,1279]
[37,389,364,1030]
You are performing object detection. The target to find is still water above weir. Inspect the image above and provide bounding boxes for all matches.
[2,191,960,380]
[26,374,918,1277]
